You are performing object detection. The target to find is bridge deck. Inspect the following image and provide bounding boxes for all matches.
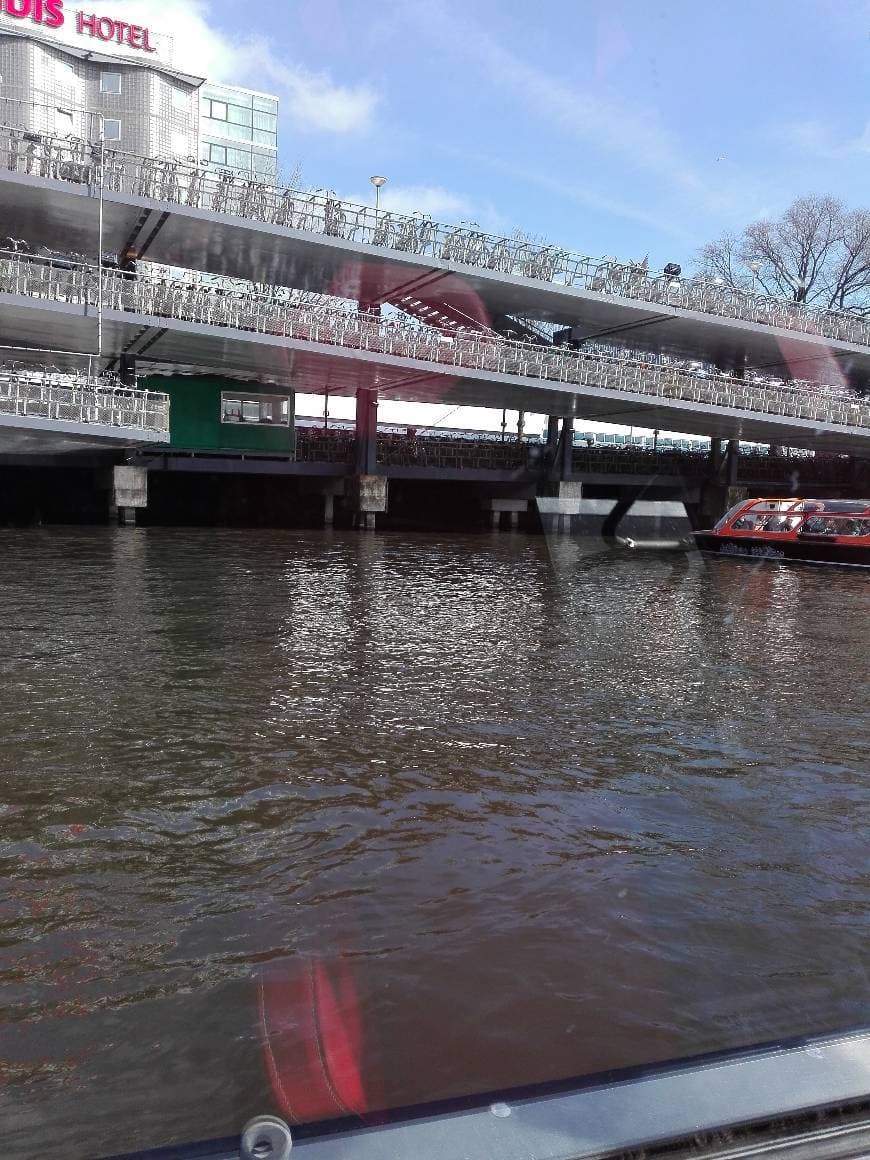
[0,368,168,449]
[3,128,870,389]
[2,285,868,455]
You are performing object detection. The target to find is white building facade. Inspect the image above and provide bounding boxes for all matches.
[0,4,278,174]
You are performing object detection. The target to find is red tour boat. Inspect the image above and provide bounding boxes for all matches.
[694,498,870,569]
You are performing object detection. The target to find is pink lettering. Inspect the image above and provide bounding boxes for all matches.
[43,0,63,26]
[0,0,64,24]
[66,9,155,51]
[4,0,32,18]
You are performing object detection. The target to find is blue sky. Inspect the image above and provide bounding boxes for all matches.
[200,0,870,264]
[87,0,870,430]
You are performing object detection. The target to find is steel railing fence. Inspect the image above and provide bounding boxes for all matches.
[0,363,169,433]
[1,248,869,432]
[4,123,870,350]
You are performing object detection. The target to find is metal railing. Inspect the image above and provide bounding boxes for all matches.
[4,123,870,349]
[0,364,169,434]
[2,249,869,432]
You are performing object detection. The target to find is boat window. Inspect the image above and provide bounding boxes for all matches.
[749,500,793,512]
[803,516,870,536]
[800,515,865,535]
[713,500,751,531]
[731,513,769,531]
[763,514,801,532]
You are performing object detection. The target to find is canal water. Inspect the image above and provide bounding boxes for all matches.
[0,529,868,1159]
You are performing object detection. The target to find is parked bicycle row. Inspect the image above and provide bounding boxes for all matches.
[4,123,870,349]
[0,364,169,433]
[1,248,868,431]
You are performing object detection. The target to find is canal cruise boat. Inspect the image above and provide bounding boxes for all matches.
[694,497,870,568]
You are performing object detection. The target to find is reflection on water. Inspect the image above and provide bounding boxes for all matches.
[0,529,867,1158]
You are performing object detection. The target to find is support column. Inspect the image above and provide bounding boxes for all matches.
[485,498,529,530]
[546,416,560,464]
[110,465,147,526]
[355,387,378,476]
[560,417,574,481]
[323,493,334,527]
[349,387,386,529]
[709,438,724,477]
[726,438,739,486]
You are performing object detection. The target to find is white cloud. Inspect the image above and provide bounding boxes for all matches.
[238,42,378,134]
[378,184,473,217]
[334,183,477,224]
[76,0,377,133]
[775,117,870,161]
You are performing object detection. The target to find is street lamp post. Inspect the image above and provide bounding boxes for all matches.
[370,174,386,213]
[87,109,106,360]
[748,259,761,294]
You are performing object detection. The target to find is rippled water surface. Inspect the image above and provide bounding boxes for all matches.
[0,529,868,1159]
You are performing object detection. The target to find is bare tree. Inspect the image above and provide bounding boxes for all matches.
[697,196,870,312]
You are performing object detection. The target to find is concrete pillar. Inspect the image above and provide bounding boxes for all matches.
[347,473,387,530]
[355,387,378,476]
[323,493,334,527]
[709,438,724,477]
[546,416,560,456]
[110,465,147,526]
[485,497,528,530]
[560,417,574,481]
[726,438,739,485]
[536,480,582,534]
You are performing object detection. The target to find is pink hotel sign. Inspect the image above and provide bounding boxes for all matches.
[0,0,157,52]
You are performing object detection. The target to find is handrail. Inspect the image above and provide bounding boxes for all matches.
[0,363,169,433]
[1,249,869,431]
[3,122,870,350]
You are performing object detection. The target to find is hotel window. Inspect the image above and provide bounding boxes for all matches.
[227,104,253,128]
[56,58,77,90]
[103,119,122,142]
[100,72,122,95]
[208,144,228,165]
[206,99,228,121]
[226,147,253,170]
[253,111,277,133]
